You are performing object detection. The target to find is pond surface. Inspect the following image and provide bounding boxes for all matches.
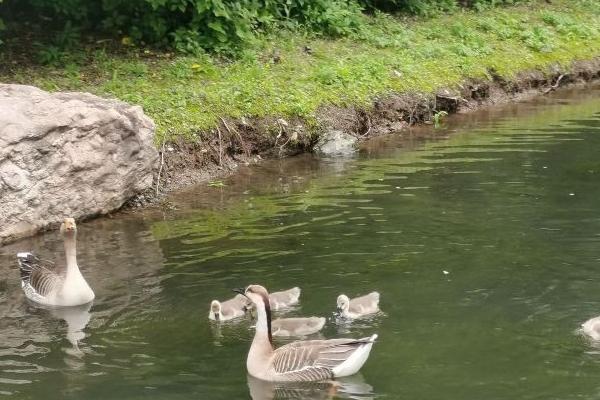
[1,84,600,400]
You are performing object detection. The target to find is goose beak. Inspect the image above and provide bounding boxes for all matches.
[336,306,343,314]
[214,312,220,321]
[233,287,248,298]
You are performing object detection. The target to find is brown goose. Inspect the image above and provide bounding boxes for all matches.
[17,218,94,307]
[235,284,377,382]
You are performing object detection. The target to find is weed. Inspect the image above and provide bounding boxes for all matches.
[208,180,227,188]
[433,111,448,128]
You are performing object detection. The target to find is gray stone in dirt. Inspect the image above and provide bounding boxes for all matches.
[0,84,158,244]
[314,130,357,156]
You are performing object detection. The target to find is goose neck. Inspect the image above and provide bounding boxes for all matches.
[253,298,273,346]
[63,232,79,275]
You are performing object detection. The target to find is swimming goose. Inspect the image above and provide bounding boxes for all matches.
[337,292,380,319]
[209,294,248,321]
[269,287,301,310]
[582,316,600,340]
[271,317,326,337]
[236,284,377,382]
[17,218,95,307]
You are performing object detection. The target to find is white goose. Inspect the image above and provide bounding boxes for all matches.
[582,316,600,340]
[271,317,326,337]
[336,292,380,319]
[236,284,377,382]
[209,294,249,321]
[17,218,95,307]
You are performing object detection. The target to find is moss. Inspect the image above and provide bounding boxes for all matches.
[1,0,599,143]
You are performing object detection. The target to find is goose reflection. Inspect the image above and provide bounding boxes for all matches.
[47,302,93,356]
[247,373,374,400]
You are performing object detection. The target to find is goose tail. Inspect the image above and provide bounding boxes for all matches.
[17,252,36,285]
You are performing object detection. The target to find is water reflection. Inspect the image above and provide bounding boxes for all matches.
[49,303,92,356]
[247,374,374,400]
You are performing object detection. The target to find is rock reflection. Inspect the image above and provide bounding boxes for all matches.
[247,374,374,400]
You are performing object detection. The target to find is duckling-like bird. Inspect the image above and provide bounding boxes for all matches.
[582,316,600,340]
[271,317,326,337]
[236,284,377,382]
[337,292,380,319]
[17,218,94,307]
[209,294,248,321]
[269,287,301,310]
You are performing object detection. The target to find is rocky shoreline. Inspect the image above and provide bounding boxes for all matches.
[147,58,600,197]
[2,58,600,244]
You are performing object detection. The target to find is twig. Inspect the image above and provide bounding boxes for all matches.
[408,104,417,126]
[543,74,565,94]
[360,114,372,137]
[220,116,250,157]
[155,137,166,197]
[216,127,223,166]
[275,119,286,155]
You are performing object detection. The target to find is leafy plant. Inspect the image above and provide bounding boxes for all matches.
[208,180,226,188]
[433,111,448,128]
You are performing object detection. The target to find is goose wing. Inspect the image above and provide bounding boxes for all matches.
[17,252,63,300]
[349,292,379,313]
[272,337,373,381]
[222,294,251,313]
[270,287,301,303]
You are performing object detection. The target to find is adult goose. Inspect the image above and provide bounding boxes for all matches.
[336,292,380,319]
[209,294,248,321]
[235,285,377,382]
[582,316,600,340]
[271,317,326,337]
[17,218,95,307]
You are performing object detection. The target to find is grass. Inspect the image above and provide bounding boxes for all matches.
[1,0,600,144]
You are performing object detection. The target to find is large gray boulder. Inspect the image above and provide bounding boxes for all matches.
[0,84,158,244]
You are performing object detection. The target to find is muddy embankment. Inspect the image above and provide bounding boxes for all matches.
[140,58,600,207]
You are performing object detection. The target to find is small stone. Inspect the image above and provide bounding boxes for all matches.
[314,130,357,156]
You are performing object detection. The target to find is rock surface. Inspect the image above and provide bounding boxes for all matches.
[0,84,158,244]
[314,129,357,156]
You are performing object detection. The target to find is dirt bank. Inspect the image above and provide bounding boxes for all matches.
[130,57,600,209]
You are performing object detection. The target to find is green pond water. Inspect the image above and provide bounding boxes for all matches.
[1,84,600,400]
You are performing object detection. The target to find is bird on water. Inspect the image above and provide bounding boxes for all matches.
[235,284,377,382]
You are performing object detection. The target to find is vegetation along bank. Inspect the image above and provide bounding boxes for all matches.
[1,0,600,197]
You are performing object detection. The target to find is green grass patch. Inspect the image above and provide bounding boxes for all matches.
[1,0,599,143]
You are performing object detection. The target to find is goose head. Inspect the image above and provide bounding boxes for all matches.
[210,300,222,320]
[235,284,272,343]
[60,218,77,236]
[337,294,350,313]
[238,284,270,310]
